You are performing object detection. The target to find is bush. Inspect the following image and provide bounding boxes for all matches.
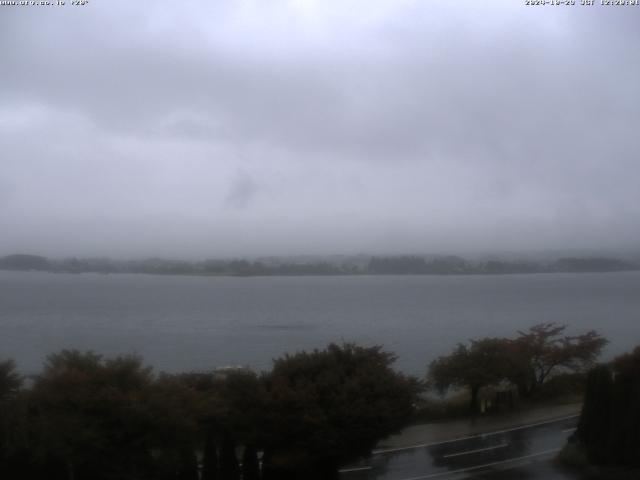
[413,393,470,422]
[534,372,587,401]
[556,444,589,469]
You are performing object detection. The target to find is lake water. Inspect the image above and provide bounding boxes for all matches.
[1,271,639,376]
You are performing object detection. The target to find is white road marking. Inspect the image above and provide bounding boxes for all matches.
[398,448,561,480]
[442,443,509,459]
[562,427,577,433]
[338,466,373,473]
[372,414,579,455]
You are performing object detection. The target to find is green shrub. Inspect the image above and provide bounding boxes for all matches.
[556,443,589,469]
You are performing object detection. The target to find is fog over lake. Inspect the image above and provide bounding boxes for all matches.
[2,270,638,376]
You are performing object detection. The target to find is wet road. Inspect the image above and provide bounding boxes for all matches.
[340,415,580,480]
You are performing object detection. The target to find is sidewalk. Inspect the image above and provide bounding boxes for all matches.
[376,403,582,451]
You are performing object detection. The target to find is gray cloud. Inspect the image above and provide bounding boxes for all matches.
[1,0,639,258]
[225,170,259,210]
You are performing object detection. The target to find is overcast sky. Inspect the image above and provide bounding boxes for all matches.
[1,0,638,258]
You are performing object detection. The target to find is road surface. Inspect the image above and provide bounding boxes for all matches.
[339,414,580,480]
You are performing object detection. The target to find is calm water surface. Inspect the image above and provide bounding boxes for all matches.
[1,271,639,375]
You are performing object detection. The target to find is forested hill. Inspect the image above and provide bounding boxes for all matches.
[1,253,638,277]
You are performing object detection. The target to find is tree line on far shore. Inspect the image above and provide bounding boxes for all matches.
[1,253,637,277]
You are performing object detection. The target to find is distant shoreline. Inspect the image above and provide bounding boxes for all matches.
[2,270,639,279]
[1,253,638,278]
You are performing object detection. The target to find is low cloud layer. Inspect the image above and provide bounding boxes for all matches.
[1,1,638,258]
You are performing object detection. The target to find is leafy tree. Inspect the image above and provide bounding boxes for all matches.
[507,323,607,397]
[30,350,108,480]
[241,445,260,480]
[142,374,202,478]
[214,370,265,446]
[201,432,219,480]
[428,338,510,413]
[175,369,264,480]
[28,350,162,480]
[219,432,239,480]
[0,359,21,400]
[576,365,613,464]
[608,346,640,466]
[261,343,421,479]
[577,346,640,467]
[0,359,24,477]
[177,369,264,479]
[177,448,199,480]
